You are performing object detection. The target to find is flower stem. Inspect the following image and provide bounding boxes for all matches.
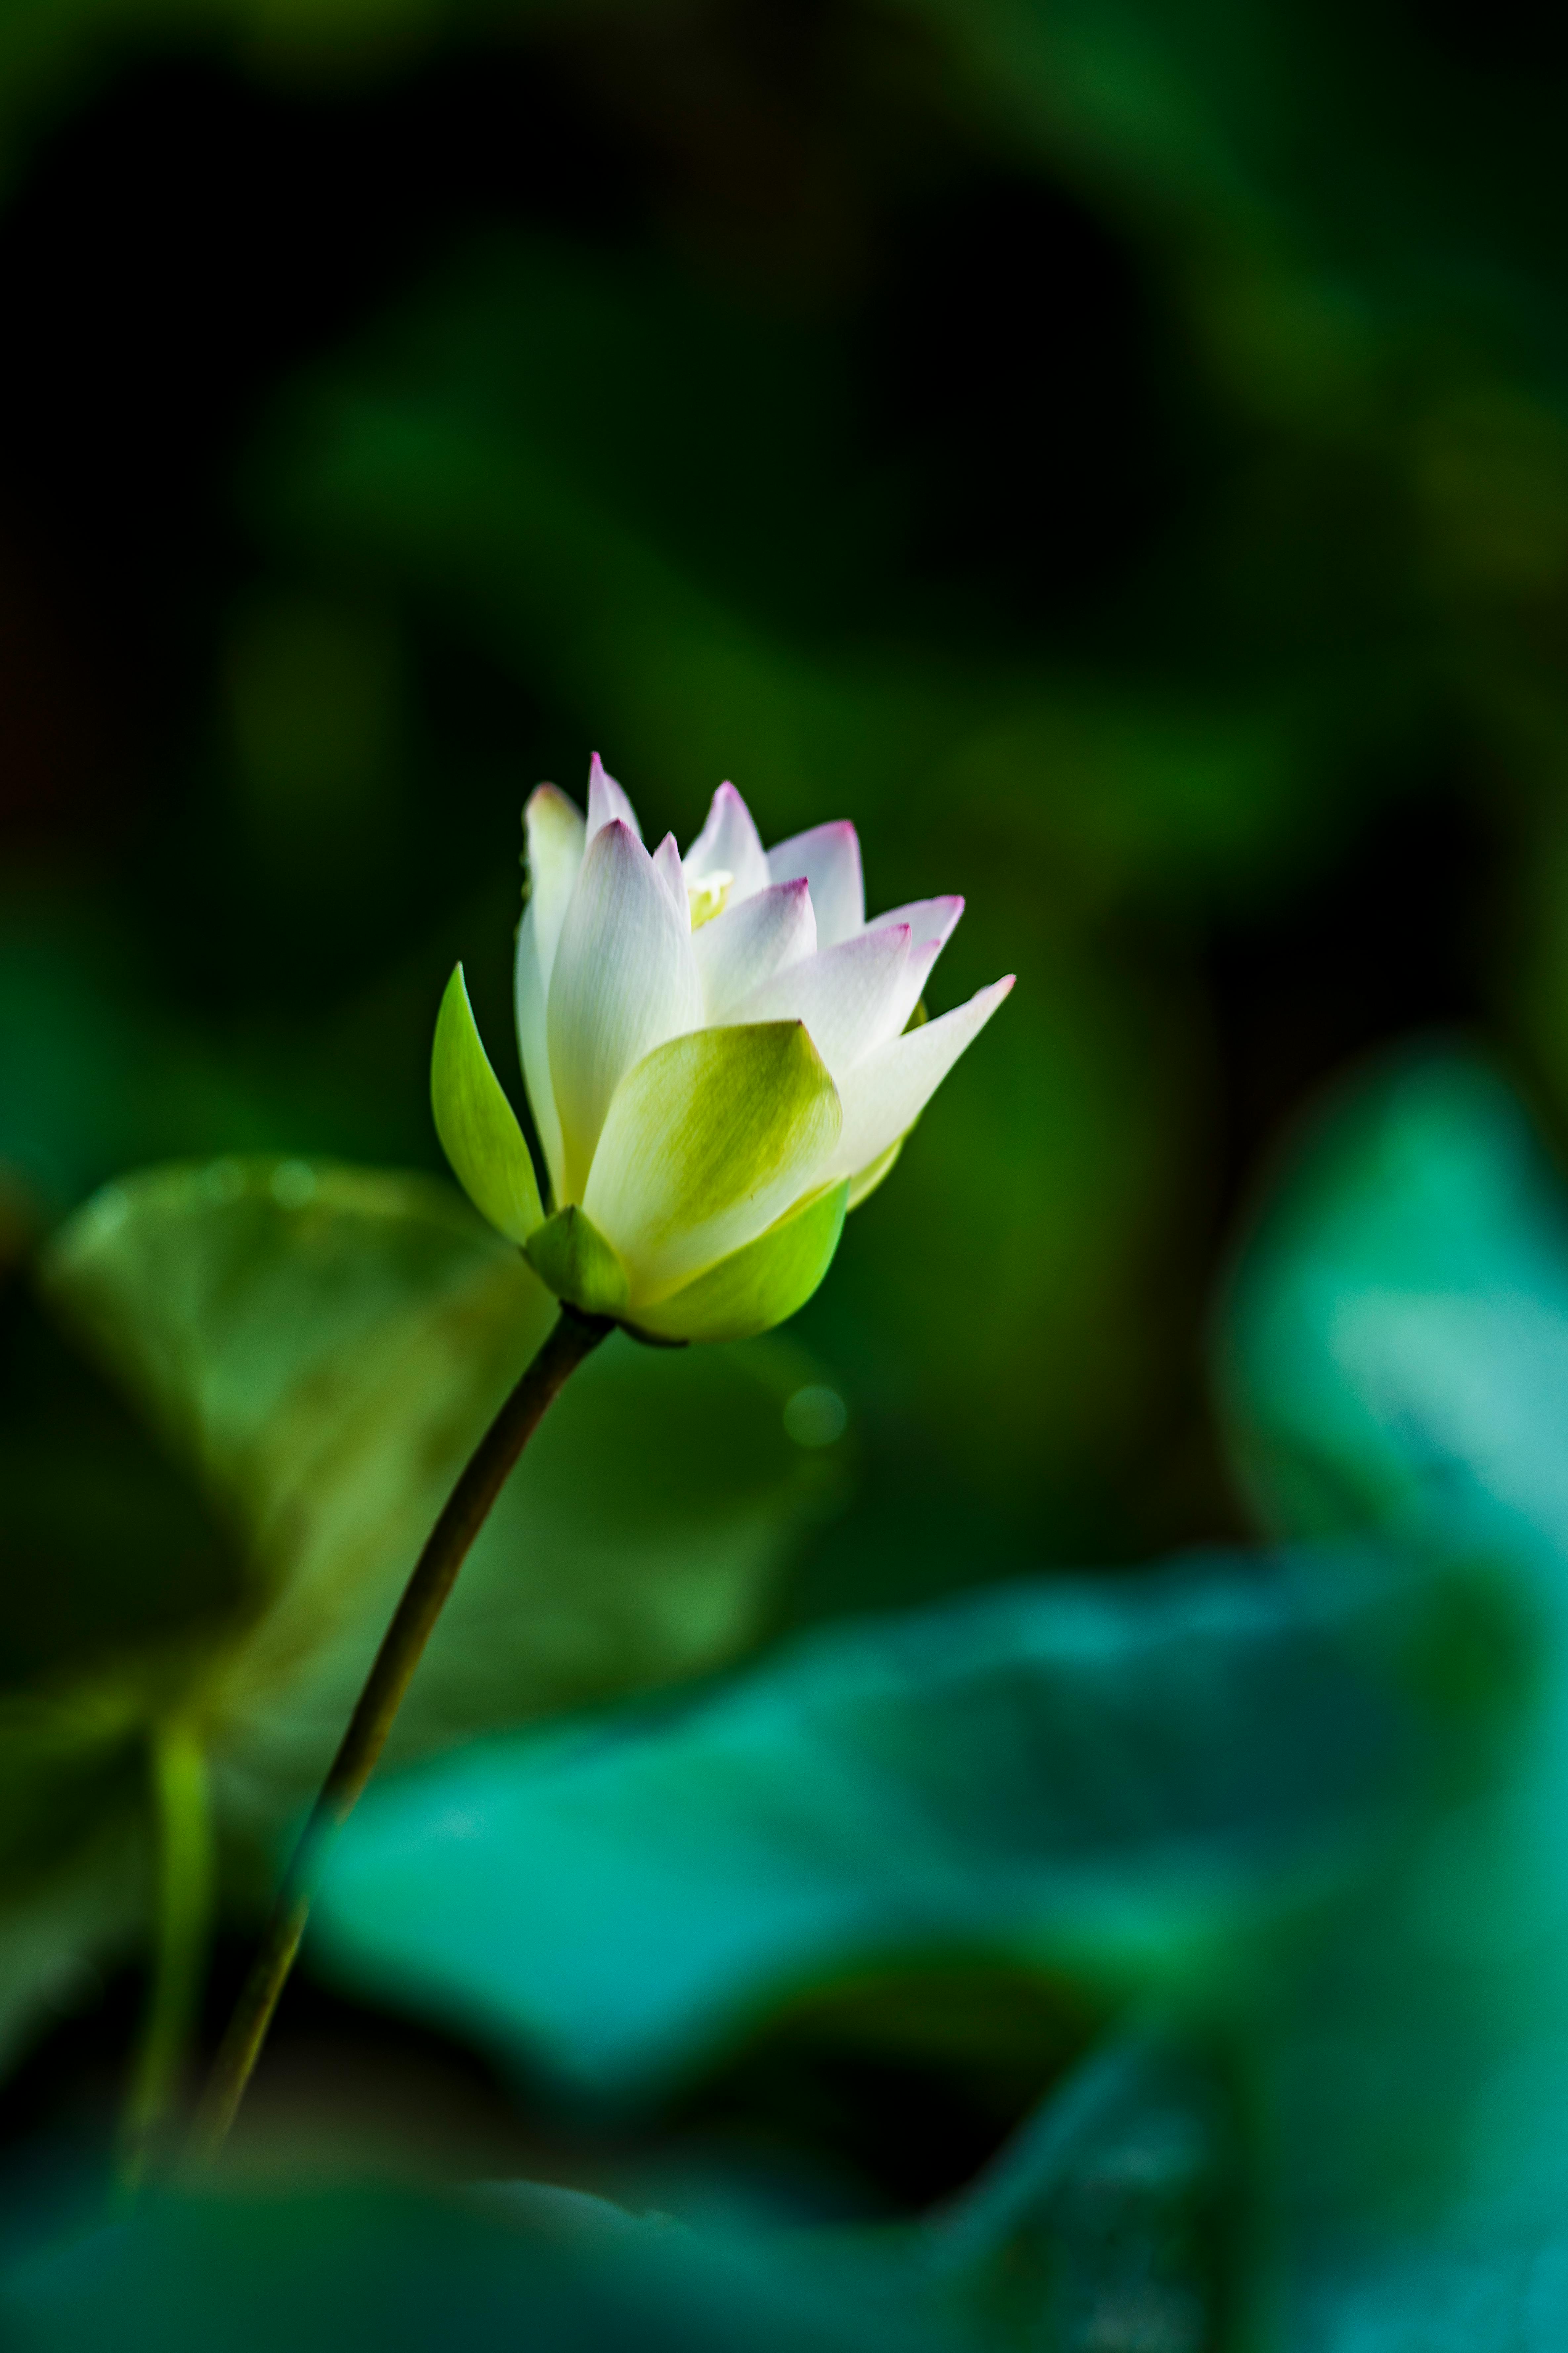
[189,1304,610,2164]
[121,1716,213,2185]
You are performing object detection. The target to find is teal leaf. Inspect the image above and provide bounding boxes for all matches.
[1215,1051,1568,1574]
[0,2044,1238,2353]
[310,1552,1403,2103]
[1212,1052,1568,2333]
[0,2179,941,2353]
[923,2029,1233,2353]
[430,963,544,1245]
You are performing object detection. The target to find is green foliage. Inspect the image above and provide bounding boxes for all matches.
[0,1160,827,2069]
[309,1550,1401,2103]
[1216,1053,1568,1570]
[1207,1053,1568,2331]
[10,0,1568,2335]
[0,2031,1234,2352]
[289,1048,1568,2337]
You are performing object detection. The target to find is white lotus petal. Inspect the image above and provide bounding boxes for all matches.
[547,820,703,1200]
[652,831,691,927]
[863,897,964,1044]
[693,878,816,1020]
[515,904,566,1207]
[684,781,770,905]
[765,820,864,947]
[514,786,586,1207]
[586,752,642,844]
[884,936,945,1049]
[867,894,964,954]
[523,784,588,988]
[826,975,1015,1183]
[730,923,912,1081]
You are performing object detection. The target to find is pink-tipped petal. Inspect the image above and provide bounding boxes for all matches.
[878,932,943,1047]
[586,752,643,844]
[694,876,817,1020]
[765,819,865,947]
[523,784,588,985]
[684,781,771,905]
[863,896,964,1044]
[867,893,964,953]
[547,820,703,1200]
[652,831,690,926]
[827,974,1015,1183]
[730,923,912,1081]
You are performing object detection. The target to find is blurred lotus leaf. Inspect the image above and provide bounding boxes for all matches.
[0,2176,927,2353]
[0,2030,1234,2353]
[0,1157,823,2069]
[310,1548,1405,2106]
[0,1253,242,2071]
[42,1157,826,1808]
[305,1050,1568,2340]
[1218,1052,1568,1575]
[1210,1051,1568,2342]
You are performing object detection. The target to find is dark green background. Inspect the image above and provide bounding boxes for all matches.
[5,2,1568,2333]
[12,0,1568,1595]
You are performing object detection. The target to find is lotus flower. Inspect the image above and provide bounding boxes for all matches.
[432,756,1012,1341]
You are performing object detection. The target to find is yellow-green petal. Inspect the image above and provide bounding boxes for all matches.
[524,1203,630,1318]
[583,1021,842,1308]
[631,1180,849,1343]
[431,964,544,1245]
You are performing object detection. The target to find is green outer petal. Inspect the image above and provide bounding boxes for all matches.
[846,1136,904,1212]
[583,1021,841,1307]
[632,1180,849,1343]
[431,965,544,1244]
[524,1204,629,1318]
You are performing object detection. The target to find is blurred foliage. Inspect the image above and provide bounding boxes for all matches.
[8,0,1568,2341]
[0,1159,827,2065]
[311,1550,1402,2107]
[184,1049,1568,2340]
[0,2037,1234,2351]
[11,0,1568,1595]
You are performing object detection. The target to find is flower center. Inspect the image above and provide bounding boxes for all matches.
[686,868,733,929]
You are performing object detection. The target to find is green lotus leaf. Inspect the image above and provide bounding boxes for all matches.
[311,1550,1402,2103]
[39,1160,826,1827]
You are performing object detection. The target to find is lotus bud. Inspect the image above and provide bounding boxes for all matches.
[432,756,1012,1342]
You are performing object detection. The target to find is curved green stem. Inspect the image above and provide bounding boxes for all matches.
[189,1305,609,2164]
[122,1716,213,2185]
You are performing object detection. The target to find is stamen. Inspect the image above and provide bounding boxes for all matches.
[686,868,733,929]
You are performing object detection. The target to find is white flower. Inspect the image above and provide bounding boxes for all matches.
[432,756,1012,1340]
